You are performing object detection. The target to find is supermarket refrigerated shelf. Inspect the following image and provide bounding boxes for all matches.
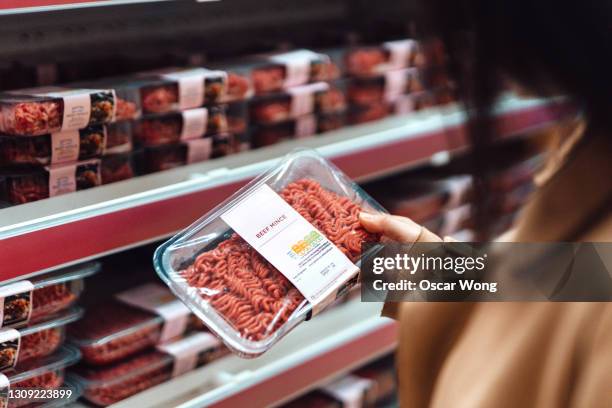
[0,96,572,280]
[109,300,395,408]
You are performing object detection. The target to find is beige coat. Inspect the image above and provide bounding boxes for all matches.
[385,129,612,407]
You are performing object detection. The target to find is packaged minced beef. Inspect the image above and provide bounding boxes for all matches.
[0,125,106,167]
[0,307,82,372]
[347,68,426,106]
[249,81,347,124]
[344,39,418,76]
[0,346,80,408]
[71,331,229,406]
[100,152,136,184]
[250,49,340,94]
[0,121,133,169]
[154,149,385,357]
[69,283,199,365]
[139,67,229,108]
[250,115,318,148]
[0,159,101,205]
[0,263,98,329]
[137,137,213,173]
[80,76,179,116]
[0,87,116,136]
[132,107,227,147]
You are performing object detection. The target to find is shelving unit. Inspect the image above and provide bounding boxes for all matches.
[109,300,394,408]
[0,96,571,281]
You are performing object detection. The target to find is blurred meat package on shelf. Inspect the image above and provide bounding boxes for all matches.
[0,87,116,137]
[347,68,426,106]
[69,283,201,365]
[249,81,347,124]
[0,346,81,408]
[344,38,446,77]
[373,175,474,223]
[0,126,106,168]
[0,263,98,329]
[0,121,135,169]
[70,331,229,406]
[136,137,213,173]
[0,307,82,372]
[0,159,102,205]
[77,76,178,116]
[250,114,319,147]
[100,152,136,184]
[250,49,340,94]
[132,106,226,147]
[136,66,257,107]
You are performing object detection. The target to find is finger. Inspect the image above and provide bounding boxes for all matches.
[359,213,422,243]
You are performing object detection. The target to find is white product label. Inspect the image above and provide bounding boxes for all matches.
[0,329,20,371]
[384,69,408,102]
[47,164,77,197]
[50,130,80,164]
[321,375,373,408]
[270,49,324,88]
[0,281,34,328]
[162,69,206,110]
[60,92,91,130]
[295,115,317,139]
[394,94,416,114]
[0,374,8,408]
[157,332,220,377]
[116,283,191,343]
[220,184,359,315]
[288,82,329,117]
[186,138,213,164]
[180,108,208,140]
[384,39,416,69]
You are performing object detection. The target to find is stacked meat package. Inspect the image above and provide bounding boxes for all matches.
[0,39,456,207]
[344,38,455,124]
[372,174,476,239]
[121,68,252,174]
[68,283,229,406]
[0,86,125,205]
[246,49,344,147]
[0,262,99,407]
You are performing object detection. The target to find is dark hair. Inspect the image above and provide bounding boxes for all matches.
[419,0,611,237]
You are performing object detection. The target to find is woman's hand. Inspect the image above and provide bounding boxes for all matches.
[359,212,444,243]
[359,212,423,242]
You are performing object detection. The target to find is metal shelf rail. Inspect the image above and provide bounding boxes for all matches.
[0,96,572,280]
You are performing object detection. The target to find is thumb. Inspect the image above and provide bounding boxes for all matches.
[359,213,423,243]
